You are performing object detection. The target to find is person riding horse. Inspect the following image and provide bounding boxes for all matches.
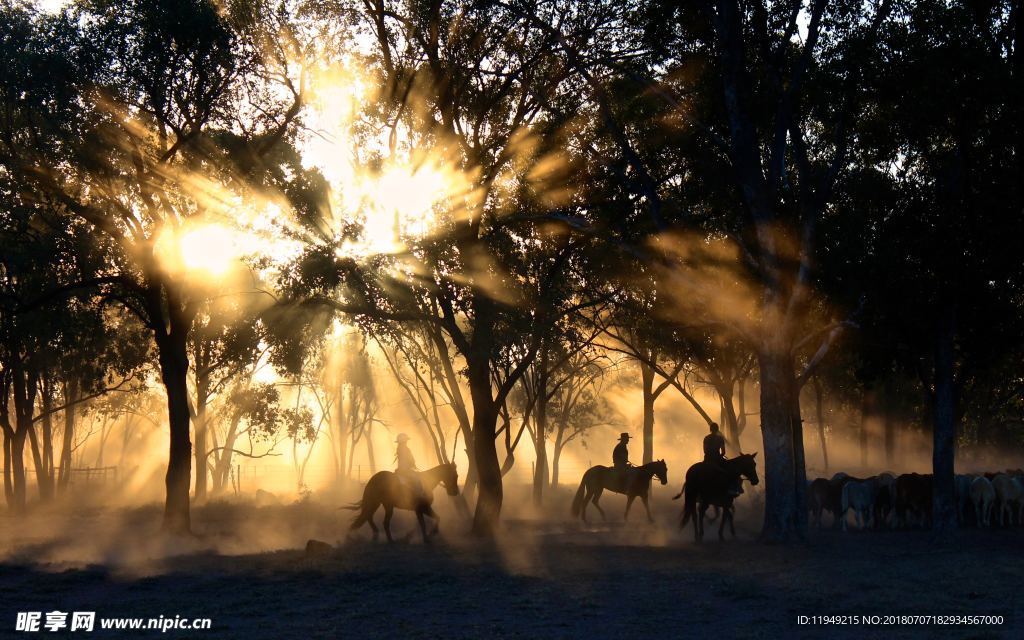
[395,433,427,504]
[613,433,633,491]
[703,422,742,497]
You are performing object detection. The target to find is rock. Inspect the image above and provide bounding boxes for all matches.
[254,489,280,506]
[305,539,333,557]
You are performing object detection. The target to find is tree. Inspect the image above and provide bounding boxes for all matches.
[824,0,1024,531]
[188,304,263,499]
[548,347,622,487]
[614,0,897,541]
[208,381,289,492]
[286,0,609,534]
[0,0,305,531]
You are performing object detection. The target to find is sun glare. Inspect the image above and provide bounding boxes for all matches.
[156,223,240,278]
[179,225,238,276]
[293,61,478,258]
[355,163,455,253]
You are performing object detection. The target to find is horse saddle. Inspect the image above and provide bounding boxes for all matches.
[397,472,427,502]
[613,467,633,492]
[699,461,743,497]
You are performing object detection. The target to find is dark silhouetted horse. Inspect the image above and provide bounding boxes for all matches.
[894,472,932,528]
[344,463,459,542]
[808,477,830,528]
[676,453,759,541]
[571,460,668,523]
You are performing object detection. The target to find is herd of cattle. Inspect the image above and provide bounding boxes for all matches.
[807,470,1024,530]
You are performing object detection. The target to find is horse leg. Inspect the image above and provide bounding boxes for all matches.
[624,495,636,521]
[350,501,378,540]
[416,510,430,543]
[580,484,596,523]
[718,508,726,541]
[641,494,654,524]
[424,505,441,536]
[367,513,379,541]
[383,505,395,543]
[729,508,736,538]
[592,489,607,521]
[698,503,709,542]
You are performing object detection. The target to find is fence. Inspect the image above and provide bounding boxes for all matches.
[0,466,120,489]
[229,461,592,493]
[68,466,119,486]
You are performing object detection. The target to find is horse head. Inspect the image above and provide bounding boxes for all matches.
[653,459,668,485]
[737,452,759,486]
[442,462,460,496]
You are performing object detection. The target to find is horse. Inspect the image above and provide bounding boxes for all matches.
[874,472,897,528]
[571,459,668,524]
[992,473,1023,527]
[840,478,877,531]
[344,463,459,542]
[808,478,830,529]
[827,472,865,529]
[955,474,976,525]
[970,475,996,528]
[676,453,759,541]
[894,472,932,528]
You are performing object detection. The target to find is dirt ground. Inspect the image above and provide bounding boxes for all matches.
[0,486,1020,639]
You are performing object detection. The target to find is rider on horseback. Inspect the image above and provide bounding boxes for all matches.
[395,433,427,504]
[703,423,742,497]
[613,433,632,492]
[703,423,726,463]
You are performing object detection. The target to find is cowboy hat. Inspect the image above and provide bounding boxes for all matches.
[619,433,630,441]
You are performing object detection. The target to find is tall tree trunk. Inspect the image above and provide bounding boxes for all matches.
[460,422,478,497]
[426,321,476,495]
[39,384,55,501]
[10,365,37,512]
[2,430,12,505]
[57,378,77,491]
[27,425,50,501]
[365,422,376,474]
[758,347,805,542]
[471,397,501,535]
[213,416,241,492]
[737,377,749,436]
[157,328,193,534]
[883,411,895,469]
[336,385,349,482]
[812,377,829,471]
[551,438,563,487]
[720,387,741,454]
[640,361,656,464]
[860,385,876,469]
[881,379,895,468]
[533,357,549,506]
[932,307,958,533]
[193,372,209,500]
[10,429,28,512]
[467,344,501,535]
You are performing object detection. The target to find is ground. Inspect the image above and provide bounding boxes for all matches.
[0,487,1019,639]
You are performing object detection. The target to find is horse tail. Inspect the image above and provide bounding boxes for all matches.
[672,482,686,501]
[339,501,362,511]
[571,473,588,517]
